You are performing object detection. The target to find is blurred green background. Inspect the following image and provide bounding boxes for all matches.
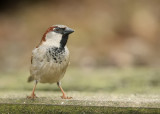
[0,0,160,94]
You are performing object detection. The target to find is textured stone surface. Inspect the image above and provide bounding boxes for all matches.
[0,91,159,113]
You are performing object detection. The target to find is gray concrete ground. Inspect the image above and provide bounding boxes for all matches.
[0,91,159,113]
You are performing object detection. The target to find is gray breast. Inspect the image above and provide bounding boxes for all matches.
[46,47,66,64]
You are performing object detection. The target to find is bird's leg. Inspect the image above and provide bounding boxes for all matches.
[27,80,38,99]
[57,82,72,99]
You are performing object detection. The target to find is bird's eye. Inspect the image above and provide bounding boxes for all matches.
[53,27,59,31]
[55,28,60,31]
[62,28,65,31]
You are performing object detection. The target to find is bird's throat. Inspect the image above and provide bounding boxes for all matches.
[60,34,69,49]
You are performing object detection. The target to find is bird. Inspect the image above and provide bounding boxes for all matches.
[27,25,74,99]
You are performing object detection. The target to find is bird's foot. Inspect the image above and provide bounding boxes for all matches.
[61,95,72,99]
[27,93,38,99]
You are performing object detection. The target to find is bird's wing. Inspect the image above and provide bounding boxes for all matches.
[28,47,46,82]
[31,55,33,64]
[28,55,34,82]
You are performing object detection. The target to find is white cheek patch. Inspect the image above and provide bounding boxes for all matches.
[46,31,62,39]
[44,32,62,47]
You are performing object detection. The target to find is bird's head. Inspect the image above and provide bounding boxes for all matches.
[52,25,74,35]
[39,25,74,48]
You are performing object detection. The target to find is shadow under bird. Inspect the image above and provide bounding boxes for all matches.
[27,25,74,99]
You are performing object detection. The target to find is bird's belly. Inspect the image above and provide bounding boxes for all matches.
[37,61,68,83]
[31,46,70,83]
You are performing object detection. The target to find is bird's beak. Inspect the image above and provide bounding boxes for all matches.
[64,27,74,34]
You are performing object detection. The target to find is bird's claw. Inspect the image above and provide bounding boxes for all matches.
[61,95,72,99]
[27,93,38,99]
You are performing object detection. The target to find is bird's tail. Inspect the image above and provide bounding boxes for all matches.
[27,76,34,82]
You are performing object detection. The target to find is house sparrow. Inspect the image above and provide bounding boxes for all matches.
[27,25,74,99]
